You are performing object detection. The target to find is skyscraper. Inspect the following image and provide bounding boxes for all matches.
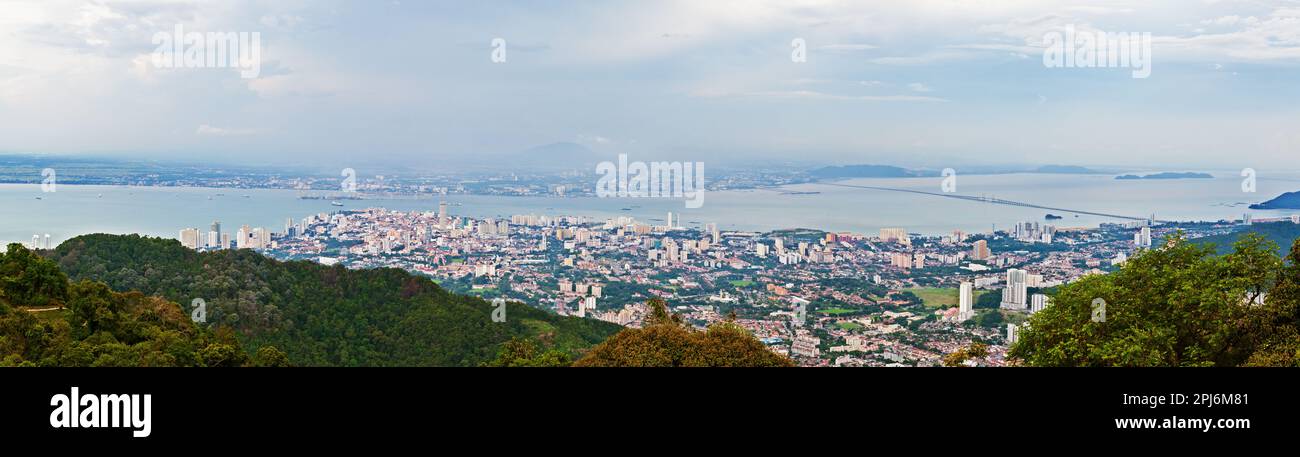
[237,225,251,249]
[438,201,448,228]
[1134,226,1152,248]
[971,239,991,261]
[208,221,222,248]
[958,281,975,321]
[179,228,201,250]
[1031,293,1050,313]
[1000,269,1028,310]
[252,227,268,249]
[880,228,910,245]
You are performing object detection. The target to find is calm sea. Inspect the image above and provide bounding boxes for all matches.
[3,172,1299,247]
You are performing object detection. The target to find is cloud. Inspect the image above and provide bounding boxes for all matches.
[816,43,878,52]
[577,133,613,145]
[713,90,948,103]
[196,124,259,136]
[907,82,933,92]
[869,50,976,65]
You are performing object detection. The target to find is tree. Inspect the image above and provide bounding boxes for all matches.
[482,337,572,367]
[0,243,69,308]
[200,343,246,367]
[976,310,1003,328]
[943,342,989,367]
[253,346,292,367]
[66,280,123,339]
[1010,232,1292,367]
[574,299,794,367]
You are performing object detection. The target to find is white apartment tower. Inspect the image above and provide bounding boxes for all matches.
[1000,269,1029,310]
[958,281,975,321]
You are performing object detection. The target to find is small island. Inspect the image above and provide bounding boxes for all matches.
[1250,191,1300,210]
[1045,214,1064,220]
[1115,172,1214,180]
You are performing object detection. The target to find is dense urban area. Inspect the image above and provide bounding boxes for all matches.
[169,201,1288,367]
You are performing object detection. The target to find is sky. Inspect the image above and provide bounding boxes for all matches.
[1,0,1299,171]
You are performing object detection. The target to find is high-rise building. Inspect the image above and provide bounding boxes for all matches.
[236,225,251,249]
[253,227,269,249]
[179,228,201,250]
[971,239,991,261]
[952,230,966,243]
[438,201,448,228]
[1134,226,1152,248]
[890,252,913,269]
[1000,269,1028,310]
[958,281,975,321]
[1031,293,1050,313]
[208,220,222,248]
[880,228,910,245]
[1007,323,1020,345]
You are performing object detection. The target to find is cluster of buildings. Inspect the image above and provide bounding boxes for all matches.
[178,221,278,251]
[172,204,1272,367]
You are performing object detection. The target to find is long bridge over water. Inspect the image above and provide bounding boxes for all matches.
[820,182,1165,223]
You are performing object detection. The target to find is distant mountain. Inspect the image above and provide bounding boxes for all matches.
[1034,165,1099,174]
[808,164,932,179]
[1250,191,1300,210]
[1116,172,1213,180]
[808,163,1103,179]
[47,234,621,366]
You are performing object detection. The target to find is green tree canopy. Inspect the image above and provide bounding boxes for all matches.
[1010,232,1299,366]
[574,299,794,367]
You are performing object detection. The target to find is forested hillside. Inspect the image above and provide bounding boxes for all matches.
[46,234,621,366]
[1,243,279,367]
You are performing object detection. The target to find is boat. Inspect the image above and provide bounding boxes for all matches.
[331,201,344,207]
